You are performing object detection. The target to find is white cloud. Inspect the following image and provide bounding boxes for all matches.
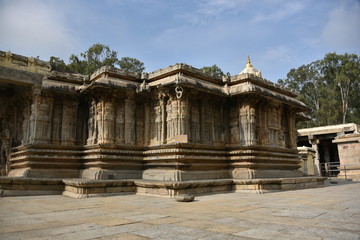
[252,1,305,23]
[197,0,250,16]
[263,45,297,63]
[179,0,250,26]
[0,0,79,60]
[321,1,360,51]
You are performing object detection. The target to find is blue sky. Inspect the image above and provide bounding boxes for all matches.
[1,0,359,82]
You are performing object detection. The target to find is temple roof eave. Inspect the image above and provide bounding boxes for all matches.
[148,75,307,110]
[42,79,79,93]
[78,76,139,93]
[229,82,307,110]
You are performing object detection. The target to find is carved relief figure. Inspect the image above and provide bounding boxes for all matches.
[179,97,188,135]
[51,99,62,144]
[87,99,96,145]
[229,104,239,144]
[166,98,173,140]
[61,100,78,145]
[95,101,103,143]
[136,104,145,145]
[249,106,256,145]
[154,103,162,144]
[115,101,125,145]
[124,96,135,145]
[103,100,115,143]
[239,104,249,145]
[191,99,200,143]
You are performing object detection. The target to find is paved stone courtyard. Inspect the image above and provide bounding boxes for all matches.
[0,180,359,240]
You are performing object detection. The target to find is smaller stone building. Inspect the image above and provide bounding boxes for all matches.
[298,123,360,180]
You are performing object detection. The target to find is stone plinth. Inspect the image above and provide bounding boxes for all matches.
[0,177,64,196]
[1,177,326,198]
[62,179,135,198]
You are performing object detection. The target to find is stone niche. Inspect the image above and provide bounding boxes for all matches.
[0,51,310,194]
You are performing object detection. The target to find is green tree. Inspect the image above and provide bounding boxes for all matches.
[68,43,118,75]
[49,43,146,75]
[118,57,145,73]
[49,56,69,72]
[200,64,227,77]
[278,53,360,128]
[322,53,360,123]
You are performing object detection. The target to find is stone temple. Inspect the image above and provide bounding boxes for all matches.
[0,51,325,198]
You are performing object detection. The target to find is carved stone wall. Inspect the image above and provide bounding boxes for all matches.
[1,53,306,180]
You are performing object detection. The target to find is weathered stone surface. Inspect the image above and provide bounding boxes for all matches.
[0,51,317,197]
[175,194,195,202]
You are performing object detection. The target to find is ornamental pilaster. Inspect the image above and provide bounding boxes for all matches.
[29,86,54,144]
[61,99,78,145]
[124,93,136,145]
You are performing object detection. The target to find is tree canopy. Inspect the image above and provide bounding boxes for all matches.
[278,53,360,128]
[200,64,230,78]
[50,43,145,75]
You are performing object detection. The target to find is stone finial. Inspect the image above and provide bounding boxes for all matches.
[239,55,262,78]
[246,55,253,68]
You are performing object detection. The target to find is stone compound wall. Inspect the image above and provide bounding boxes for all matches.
[0,51,307,182]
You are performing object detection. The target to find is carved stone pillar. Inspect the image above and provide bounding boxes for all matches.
[249,104,257,145]
[76,101,88,146]
[153,102,162,144]
[310,139,321,175]
[87,99,97,145]
[29,86,54,144]
[51,98,62,145]
[136,103,145,145]
[21,93,32,145]
[103,98,115,144]
[190,97,200,143]
[257,101,268,146]
[203,98,213,144]
[179,96,189,135]
[229,101,240,144]
[61,100,78,145]
[288,110,297,149]
[95,100,103,144]
[267,102,281,146]
[166,97,173,141]
[144,102,150,145]
[213,102,223,144]
[239,103,248,146]
[115,99,125,145]
[124,93,135,145]
[280,108,289,148]
[160,95,167,144]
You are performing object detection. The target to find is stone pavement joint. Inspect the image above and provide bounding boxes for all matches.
[0,180,359,240]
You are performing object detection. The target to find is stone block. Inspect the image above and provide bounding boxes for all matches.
[281,184,296,190]
[175,194,195,202]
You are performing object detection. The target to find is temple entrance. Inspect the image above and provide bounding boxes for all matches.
[318,139,340,177]
[0,82,31,176]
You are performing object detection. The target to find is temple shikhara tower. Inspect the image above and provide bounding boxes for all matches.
[0,51,325,198]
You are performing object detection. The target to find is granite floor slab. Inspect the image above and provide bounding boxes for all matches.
[0,180,359,239]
